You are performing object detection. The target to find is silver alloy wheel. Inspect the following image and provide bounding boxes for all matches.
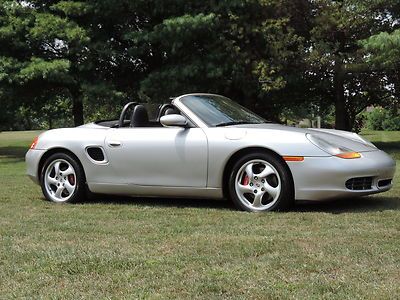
[234,159,282,211]
[44,159,77,202]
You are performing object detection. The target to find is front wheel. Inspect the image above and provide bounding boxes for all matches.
[228,152,294,212]
[40,153,86,203]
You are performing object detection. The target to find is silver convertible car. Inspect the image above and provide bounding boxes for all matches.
[26,94,396,212]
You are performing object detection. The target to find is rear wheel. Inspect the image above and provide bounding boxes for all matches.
[228,152,294,212]
[40,153,86,203]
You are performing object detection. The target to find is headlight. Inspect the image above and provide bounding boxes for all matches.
[306,134,361,159]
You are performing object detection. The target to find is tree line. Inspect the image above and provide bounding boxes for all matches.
[0,0,399,131]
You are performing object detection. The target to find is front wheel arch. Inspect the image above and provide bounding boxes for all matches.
[222,147,295,201]
[38,148,86,184]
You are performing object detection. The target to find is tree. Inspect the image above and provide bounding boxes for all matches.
[1,0,399,131]
[0,0,135,126]
[124,0,307,121]
[362,29,400,104]
[305,0,399,130]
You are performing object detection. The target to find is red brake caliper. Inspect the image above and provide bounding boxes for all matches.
[68,174,75,185]
[242,174,249,185]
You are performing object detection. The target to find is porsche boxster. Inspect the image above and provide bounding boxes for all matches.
[26,93,396,211]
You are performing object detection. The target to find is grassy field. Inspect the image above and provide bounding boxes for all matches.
[0,130,399,299]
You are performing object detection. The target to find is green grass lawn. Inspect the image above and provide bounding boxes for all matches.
[0,130,399,299]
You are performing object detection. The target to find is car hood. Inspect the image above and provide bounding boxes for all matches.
[230,123,377,152]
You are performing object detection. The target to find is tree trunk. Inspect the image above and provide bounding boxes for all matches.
[70,89,84,126]
[393,72,400,113]
[25,115,32,130]
[334,57,349,130]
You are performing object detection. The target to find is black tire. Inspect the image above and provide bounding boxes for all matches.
[40,152,86,203]
[228,152,294,212]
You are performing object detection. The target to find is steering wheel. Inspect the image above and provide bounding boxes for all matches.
[118,102,137,128]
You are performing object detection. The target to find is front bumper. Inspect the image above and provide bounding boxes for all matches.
[288,150,396,201]
[25,149,47,185]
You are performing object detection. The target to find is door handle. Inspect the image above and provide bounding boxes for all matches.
[108,141,122,147]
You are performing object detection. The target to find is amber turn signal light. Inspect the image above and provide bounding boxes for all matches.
[283,156,304,162]
[335,152,361,159]
[30,136,38,149]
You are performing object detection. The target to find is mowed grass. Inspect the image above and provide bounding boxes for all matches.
[0,130,399,299]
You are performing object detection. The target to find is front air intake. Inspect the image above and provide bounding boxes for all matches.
[378,179,392,188]
[345,177,373,190]
[87,147,105,162]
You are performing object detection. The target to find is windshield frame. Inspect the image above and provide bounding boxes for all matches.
[176,94,266,128]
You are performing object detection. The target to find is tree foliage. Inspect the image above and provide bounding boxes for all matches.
[362,29,400,106]
[303,0,399,130]
[0,0,399,130]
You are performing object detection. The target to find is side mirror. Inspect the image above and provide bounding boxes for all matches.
[160,114,188,127]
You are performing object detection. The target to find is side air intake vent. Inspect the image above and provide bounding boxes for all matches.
[345,177,373,190]
[87,147,105,162]
[378,179,392,188]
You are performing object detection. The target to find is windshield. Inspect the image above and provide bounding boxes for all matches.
[180,95,266,127]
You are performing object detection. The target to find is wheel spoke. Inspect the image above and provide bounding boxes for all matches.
[238,183,253,194]
[47,175,58,185]
[63,166,74,176]
[257,165,275,178]
[64,182,75,194]
[263,182,280,199]
[245,163,254,178]
[55,186,64,198]
[54,161,61,175]
[252,193,263,207]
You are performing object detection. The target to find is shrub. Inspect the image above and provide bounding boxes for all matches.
[382,115,400,131]
[365,107,400,131]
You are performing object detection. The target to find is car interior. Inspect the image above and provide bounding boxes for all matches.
[95,103,182,128]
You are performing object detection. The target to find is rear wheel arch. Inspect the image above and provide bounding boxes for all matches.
[222,147,294,199]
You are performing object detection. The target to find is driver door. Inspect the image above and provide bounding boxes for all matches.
[104,127,208,187]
